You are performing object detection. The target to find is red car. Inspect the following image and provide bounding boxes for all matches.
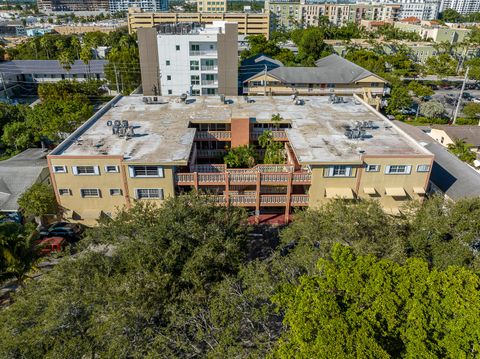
[34,237,66,255]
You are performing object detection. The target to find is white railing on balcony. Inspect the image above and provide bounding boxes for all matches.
[198,173,225,184]
[195,131,231,140]
[202,80,218,86]
[229,173,257,183]
[260,195,287,205]
[176,173,194,183]
[230,194,256,205]
[190,50,217,56]
[251,130,287,140]
[261,173,289,183]
[201,65,218,71]
[211,195,226,205]
[191,164,226,173]
[291,194,309,205]
[257,164,294,173]
[292,172,312,183]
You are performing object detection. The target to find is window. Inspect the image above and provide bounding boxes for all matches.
[191,89,200,96]
[190,60,199,70]
[366,164,380,172]
[128,165,164,178]
[385,165,411,174]
[326,165,352,177]
[175,45,180,51]
[53,165,67,173]
[191,44,200,51]
[73,166,99,175]
[417,164,430,172]
[166,60,170,66]
[136,188,164,199]
[104,165,119,173]
[58,188,70,196]
[80,188,100,198]
[167,75,171,81]
[168,89,172,95]
[110,188,122,196]
[191,75,200,85]
[205,74,215,81]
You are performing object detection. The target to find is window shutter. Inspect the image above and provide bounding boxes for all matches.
[405,165,412,174]
[328,167,334,177]
[94,166,100,175]
[157,166,164,177]
[384,165,391,174]
[129,166,135,178]
[159,189,164,200]
[72,166,78,175]
[346,167,352,177]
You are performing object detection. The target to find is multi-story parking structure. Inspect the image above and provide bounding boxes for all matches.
[48,94,433,225]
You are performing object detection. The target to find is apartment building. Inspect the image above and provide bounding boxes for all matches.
[364,0,441,20]
[37,0,109,13]
[394,21,470,43]
[197,0,227,13]
[48,94,433,225]
[138,22,238,97]
[266,0,400,28]
[243,54,387,102]
[440,0,480,15]
[127,9,270,38]
[109,0,168,13]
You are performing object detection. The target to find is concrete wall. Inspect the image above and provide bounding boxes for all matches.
[138,27,160,96]
[217,22,238,97]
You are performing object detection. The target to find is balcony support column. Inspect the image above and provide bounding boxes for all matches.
[225,172,230,207]
[285,171,293,223]
[255,172,261,224]
[194,172,198,190]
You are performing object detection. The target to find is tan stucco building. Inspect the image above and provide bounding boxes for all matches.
[48,94,433,225]
[127,8,270,38]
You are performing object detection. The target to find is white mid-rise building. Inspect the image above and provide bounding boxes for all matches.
[440,0,480,15]
[361,0,441,20]
[138,21,238,97]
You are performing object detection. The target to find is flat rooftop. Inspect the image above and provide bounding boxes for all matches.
[53,95,431,164]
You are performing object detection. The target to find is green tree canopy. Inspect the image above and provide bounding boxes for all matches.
[273,244,480,358]
[224,144,257,168]
[420,100,445,118]
[17,183,57,218]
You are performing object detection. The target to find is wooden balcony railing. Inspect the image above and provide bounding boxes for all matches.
[191,164,226,173]
[292,172,312,184]
[198,173,225,184]
[229,194,256,206]
[260,194,287,205]
[260,173,289,183]
[290,194,309,206]
[207,194,309,207]
[196,149,227,158]
[194,131,231,140]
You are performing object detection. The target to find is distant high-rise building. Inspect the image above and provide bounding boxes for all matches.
[109,0,168,13]
[37,0,109,12]
[440,0,480,15]
[37,0,168,13]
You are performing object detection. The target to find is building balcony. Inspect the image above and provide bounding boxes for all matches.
[196,149,227,158]
[190,50,217,56]
[203,194,309,207]
[201,65,218,71]
[202,80,218,86]
[250,130,288,141]
[175,165,311,187]
[194,130,231,141]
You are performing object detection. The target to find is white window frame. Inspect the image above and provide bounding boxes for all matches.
[80,188,101,198]
[325,165,352,177]
[72,166,100,176]
[416,164,430,172]
[128,165,164,178]
[365,164,380,172]
[135,188,164,200]
[58,188,71,196]
[109,188,122,196]
[53,165,67,173]
[104,165,119,173]
[385,165,411,175]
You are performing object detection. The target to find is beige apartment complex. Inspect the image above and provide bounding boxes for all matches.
[48,94,433,225]
[127,9,270,38]
[197,0,227,13]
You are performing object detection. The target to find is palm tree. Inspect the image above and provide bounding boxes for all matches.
[447,138,476,165]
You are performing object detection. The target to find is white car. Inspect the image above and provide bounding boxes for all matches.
[473,97,480,103]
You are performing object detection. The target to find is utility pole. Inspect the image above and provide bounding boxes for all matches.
[0,72,9,101]
[453,66,469,125]
[263,64,267,96]
[113,63,120,94]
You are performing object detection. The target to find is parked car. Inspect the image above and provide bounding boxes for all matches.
[39,222,84,241]
[34,237,66,255]
[472,97,480,103]
[462,92,473,100]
